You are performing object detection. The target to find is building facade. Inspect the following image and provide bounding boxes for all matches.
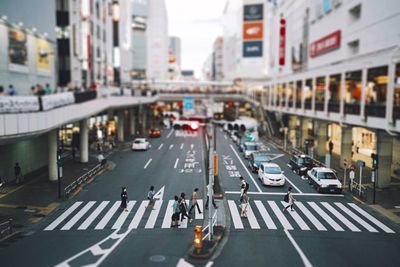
[212,37,224,81]
[132,0,148,80]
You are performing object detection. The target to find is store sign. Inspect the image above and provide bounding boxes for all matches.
[279,18,286,66]
[0,96,40,113]
[243,22,263,40]
[183,97,195,116]
[41,92,75,111]
[36,38,51,72]
[243,41,263,57]
[244,4,263,21]
[310,30,341,58]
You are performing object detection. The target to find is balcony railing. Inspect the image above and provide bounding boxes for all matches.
[328,101,340,113]
[315,101,324,111]
[344,103,360,115]
[365,104,386,118]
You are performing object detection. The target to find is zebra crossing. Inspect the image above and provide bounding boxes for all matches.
[44,200,204,231]
[228,200,396,234]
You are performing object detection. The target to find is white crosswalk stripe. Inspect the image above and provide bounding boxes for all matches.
[43,200,395,233]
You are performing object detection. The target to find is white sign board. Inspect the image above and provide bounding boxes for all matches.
[41,92,75,111]
[0,96,40,113]
[349,170,355,180]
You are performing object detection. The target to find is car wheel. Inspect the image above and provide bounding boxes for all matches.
[316,186,321,193]
[308,178,312,185]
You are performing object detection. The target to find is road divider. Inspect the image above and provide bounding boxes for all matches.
[144,158,153,169]
[174,158,179,169]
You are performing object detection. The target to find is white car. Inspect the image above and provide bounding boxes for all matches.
[132,138,151,151]
[307,167,342,193]
[243,142,259,159]
[258,163,286,186]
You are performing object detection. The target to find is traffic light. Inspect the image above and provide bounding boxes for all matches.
[371,153,378,169]
[193,225,203,250]
[57,149,62,163]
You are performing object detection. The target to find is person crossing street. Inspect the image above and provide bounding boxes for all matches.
[179,193,193,223]
[189,188,202,215]
[283,187,295,212]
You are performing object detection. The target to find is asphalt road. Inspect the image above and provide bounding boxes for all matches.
[1,126,399,267]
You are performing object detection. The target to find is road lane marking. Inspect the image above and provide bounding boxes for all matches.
[347,203,395,233]
[284,176,303,194]
[334,203,378,232]
[145,200,163,229]
[61,201,96,230]
[174,158,179,169]
[44,202,83,231]
[254,200,277,229]
[196,200,204,220]
[94,201,121,230]
[228,200,244,229]
[280,201,310,230]
[246,203,261,229]
[167,129,174,138]
[169,144,174,150]
[128,201,148,229]
[268,201,293,230]
[307,202,344,231]
[78,201,110,230]
[158,143,164,150]
[161,200,175,228]
[112,201,136,229]
[190,144,194,150]
[229,144,262,192]
[177,258,195,267]
[144,158,153,169]
[284,228,313,267]
[295,202,327,231]
[180,143,184,149]
[321,202,361,232]
[224,135,227,140]
[224,191,344,197]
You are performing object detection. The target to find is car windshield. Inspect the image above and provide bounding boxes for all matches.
[134,140,144,144]
[317,172,337,179]
[265,166,281,174]
[246,144,257,150]
[298,157,312,164]
[254,155,269,162]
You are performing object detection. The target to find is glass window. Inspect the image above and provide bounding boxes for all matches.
[296,80,302,107]
[328,74,341,103]
[316,77,325,110]
[366,66,388,105]
[288,82,294,102]
[265,166,282,174]
[276,84,282,105]
[395,64,400,107]
[345,70,362,103]
[281,83,287,105]
[265,86,270,105]
[304,79,313,109]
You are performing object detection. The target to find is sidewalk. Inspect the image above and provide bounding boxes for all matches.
[0,154,100,231]
[266,135,400,223]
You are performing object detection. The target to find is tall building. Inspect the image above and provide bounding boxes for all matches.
[168,36,181,80]
[132,0,148,80]
[202,53,213,81]
[212,37,224,81]
[146,0,169,81]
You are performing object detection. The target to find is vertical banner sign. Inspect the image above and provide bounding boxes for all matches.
[279,18,286,66]
[243,4,264,58]
[8,28,28,72]
[36,38,51,72]
[183,97,195,116]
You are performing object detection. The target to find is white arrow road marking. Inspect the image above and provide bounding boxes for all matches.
[144,158,152,169]
[174,158,179,169]
[153,186,165,200]
[190,144,194,150]
[169,144,174,150]
[158,143,164,150]
[176,258,195,267]
[180,143,184,149]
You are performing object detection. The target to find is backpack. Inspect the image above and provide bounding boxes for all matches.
[245,182,250,191]
[284,193,289,203]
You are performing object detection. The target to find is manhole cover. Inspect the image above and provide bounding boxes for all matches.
[149,255,166,263]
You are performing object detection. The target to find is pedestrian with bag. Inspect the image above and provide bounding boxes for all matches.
[189,188,202,215]
[146,185,158,210]
[240,189,249,218]
[14,162,22,185]
[283,187,295,212]
[205,183,218,209]
[179,193,193,223]
[171,195,181,227]
[120,187,128,212]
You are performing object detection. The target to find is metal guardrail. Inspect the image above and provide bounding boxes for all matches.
[0,219,13,239]
[202,209,218,241]
[63,163,105,199]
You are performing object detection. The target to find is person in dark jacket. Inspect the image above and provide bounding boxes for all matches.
[120,187,128,212]
[14,162,22,185]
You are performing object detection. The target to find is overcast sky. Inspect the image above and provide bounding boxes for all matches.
[166,0,226,78]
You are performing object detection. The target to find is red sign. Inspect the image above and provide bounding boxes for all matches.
[310,30,341,58]
[243,22,264,40]
[279,18,286,66]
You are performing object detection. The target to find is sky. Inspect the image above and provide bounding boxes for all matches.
[166,0,226,78]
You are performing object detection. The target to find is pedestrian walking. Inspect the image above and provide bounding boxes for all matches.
[189,188,202,214]
[240,189,249,218]
[205,183,218,209]
[44,83,52,94]
[179,193,193,223]
[0,85,4,96]
[283,187,295,212]
[328,140,334,155]
[146,185,158,209]
[14,162,22,185]
[239,176,248,202]
[120,187,128,212]
[7,84,16,96]
[171,195,181,227]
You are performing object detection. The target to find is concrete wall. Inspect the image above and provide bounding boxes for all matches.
[0,133,48,182]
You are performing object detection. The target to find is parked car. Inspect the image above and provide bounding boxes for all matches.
[249,152,271,173]
[132,138,151,151]
[243,142,259,159]
[149,128,161,138]
[307,167,342,193]
[258,163,285,186]
[230,130,240,142]
[288,154,314,175]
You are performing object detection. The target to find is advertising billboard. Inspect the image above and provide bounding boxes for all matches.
[243,41,263,57]
[243,3,264,58]
[8,28,28,70]
[36,38,51,72]
[310,30,341,58]
[243,22,263,40]
[244,4,263,21]
[183,97,195,116]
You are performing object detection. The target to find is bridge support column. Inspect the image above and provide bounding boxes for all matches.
[129,108,136,136]
[141,105,147,134]
[80,119,89,163]
[300,118,310,150]
[376,130,393,188]
[316,121,328,158]
[117,110,125,142]
[48,129,58,181]
[340,126,352,169]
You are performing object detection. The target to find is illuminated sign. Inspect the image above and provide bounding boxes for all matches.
[310,30,341,57]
